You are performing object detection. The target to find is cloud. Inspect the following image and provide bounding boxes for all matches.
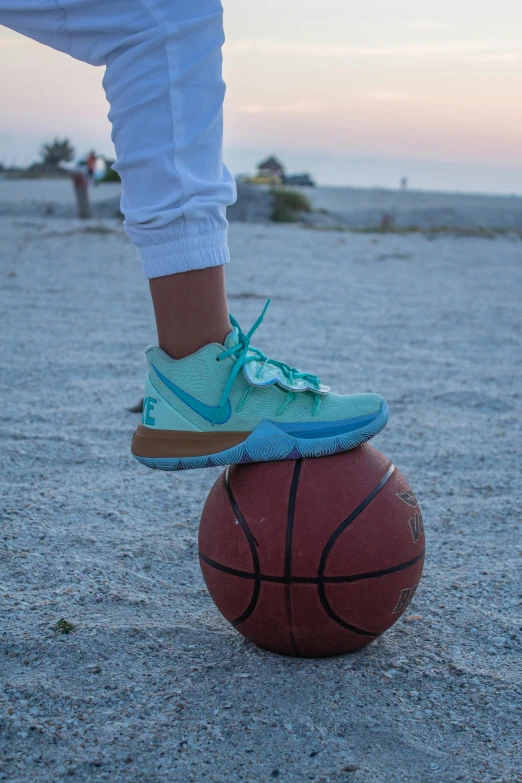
[0,38,34,48]
[226,39,520,62]
[239,100,318,115]
[408,21,445,30]
[458,53,521,63]
[371,91,414,103]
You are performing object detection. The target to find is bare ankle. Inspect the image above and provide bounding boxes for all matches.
[149,265,230,359]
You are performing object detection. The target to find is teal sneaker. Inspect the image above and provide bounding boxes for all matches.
[131,301,388,471]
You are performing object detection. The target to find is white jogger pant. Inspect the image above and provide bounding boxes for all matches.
[0,0,236,277]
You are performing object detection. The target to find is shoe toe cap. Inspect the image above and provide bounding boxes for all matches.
[329,391,386,419]
[363,392,386,416]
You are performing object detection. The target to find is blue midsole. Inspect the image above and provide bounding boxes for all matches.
[273,411,380,439]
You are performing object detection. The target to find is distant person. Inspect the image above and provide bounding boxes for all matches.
[0,2,387,471]
[86,150,97,181]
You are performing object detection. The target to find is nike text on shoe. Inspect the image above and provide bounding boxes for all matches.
[131,300,389,471]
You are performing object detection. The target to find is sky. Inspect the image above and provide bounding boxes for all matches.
[1,0,521,192]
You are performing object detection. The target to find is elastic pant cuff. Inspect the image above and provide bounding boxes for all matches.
[137,230,230,278]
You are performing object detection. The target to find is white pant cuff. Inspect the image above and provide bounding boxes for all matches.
[138,230,230,278]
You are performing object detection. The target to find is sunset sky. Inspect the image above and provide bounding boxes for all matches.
[1,0,521,192]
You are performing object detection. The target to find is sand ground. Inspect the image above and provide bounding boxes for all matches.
[1,211,521,783]
[307,187,522,230]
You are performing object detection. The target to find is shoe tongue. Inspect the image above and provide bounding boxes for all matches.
[224,325,241,349]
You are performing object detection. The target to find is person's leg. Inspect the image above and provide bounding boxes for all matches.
[1,0,234,358]
[99,0,235,357]
[150,266,230,359]
[1,0,388,471]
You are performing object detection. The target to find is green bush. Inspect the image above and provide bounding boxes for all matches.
[272,188,312,222]
[100,167,121,183]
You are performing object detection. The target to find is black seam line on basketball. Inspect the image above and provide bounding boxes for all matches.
[317,464,396,637]
[198,548,424,585]
[318,603,378,636]
[198,551,277,581]
[224,467,261,628]
[317,549,425,584]
[317,464,396,580]
[285,459,302,583]
[285,460,302,656]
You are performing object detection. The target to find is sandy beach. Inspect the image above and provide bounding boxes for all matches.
[1,190,521,782]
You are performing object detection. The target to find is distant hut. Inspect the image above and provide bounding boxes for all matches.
[284,173,315,187]
[257,156,285,179]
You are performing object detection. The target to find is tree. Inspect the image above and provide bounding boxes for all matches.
[40,138,75,166]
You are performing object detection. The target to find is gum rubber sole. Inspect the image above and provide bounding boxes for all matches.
[131,425,248,459]
[132,401,389,471]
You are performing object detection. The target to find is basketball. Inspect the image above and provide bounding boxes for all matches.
[198,444,425,657]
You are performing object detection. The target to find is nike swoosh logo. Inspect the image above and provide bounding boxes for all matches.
[152,365,232,425]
